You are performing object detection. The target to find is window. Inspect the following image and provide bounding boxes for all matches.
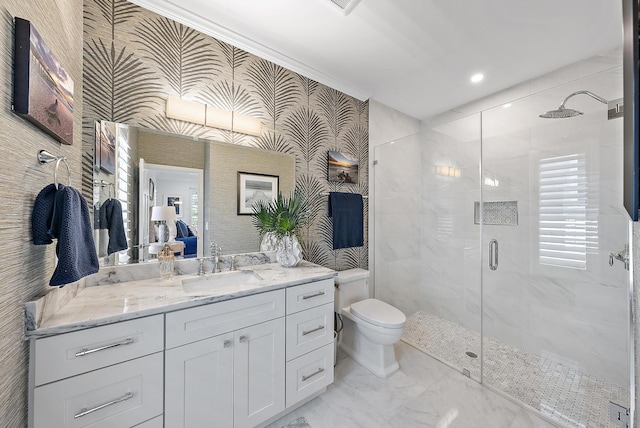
[538,154,597,269]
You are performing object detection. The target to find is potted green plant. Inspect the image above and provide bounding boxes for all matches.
[251,191,308,267]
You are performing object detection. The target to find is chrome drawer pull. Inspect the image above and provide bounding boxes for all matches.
[74,392,133,419]
[302,325,325,336]
[239,335,248,343]
[302,291,325,300]
[302,368,325,382]
[75,338,135,357]
[223,339,232,348]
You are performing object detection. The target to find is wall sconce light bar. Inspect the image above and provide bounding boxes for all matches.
[205,106,233,130]
[166,96,205,125]
[233,113,261,136]
[166,96,261,136]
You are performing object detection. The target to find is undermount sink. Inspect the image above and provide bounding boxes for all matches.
[181,270,263,294]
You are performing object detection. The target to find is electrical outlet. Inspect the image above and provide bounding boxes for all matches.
[609,401,629,428]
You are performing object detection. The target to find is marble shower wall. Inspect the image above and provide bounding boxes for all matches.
[82,0,369,271]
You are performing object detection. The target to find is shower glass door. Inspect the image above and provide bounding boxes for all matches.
[480,66,630,428]
[373,113,483,382]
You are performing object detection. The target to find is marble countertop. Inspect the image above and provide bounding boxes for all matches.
[25,261,336,339]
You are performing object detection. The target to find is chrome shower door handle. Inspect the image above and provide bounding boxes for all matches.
[489,239,498,271]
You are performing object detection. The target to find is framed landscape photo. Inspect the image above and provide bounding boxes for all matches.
[13,17,74,145]
[237,172,278,215]
[328,150,359,184]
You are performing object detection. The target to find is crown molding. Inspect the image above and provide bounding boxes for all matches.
[128,0,371,102]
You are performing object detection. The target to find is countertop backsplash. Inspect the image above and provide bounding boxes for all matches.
[86,251,276,287]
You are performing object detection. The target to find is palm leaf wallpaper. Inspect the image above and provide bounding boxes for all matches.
[135,17,222,97]
[83,0,368,271]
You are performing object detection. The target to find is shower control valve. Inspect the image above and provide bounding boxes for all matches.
[609,244,629,271]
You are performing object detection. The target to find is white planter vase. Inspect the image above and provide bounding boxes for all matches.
[260,232,279,252]
[276,234,303,268]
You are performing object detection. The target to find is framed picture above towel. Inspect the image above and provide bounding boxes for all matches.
[328,150,359,184]
[237,172,278,215]
[13,18,74,145]
[99,121,116,174]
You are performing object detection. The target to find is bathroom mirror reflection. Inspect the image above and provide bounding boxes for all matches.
[92,121,295,265]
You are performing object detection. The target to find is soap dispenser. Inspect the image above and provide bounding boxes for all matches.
[158,244,175,279]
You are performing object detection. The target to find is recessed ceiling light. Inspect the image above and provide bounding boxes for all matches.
[470,73,484,83]
[502,103,512,108]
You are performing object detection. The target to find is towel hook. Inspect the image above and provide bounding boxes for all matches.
[38,150,71,189]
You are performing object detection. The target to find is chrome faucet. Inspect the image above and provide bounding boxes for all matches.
[211,243,223,273]
[197,258,206,276]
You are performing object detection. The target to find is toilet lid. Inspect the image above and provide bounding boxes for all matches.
[350,299,406,328]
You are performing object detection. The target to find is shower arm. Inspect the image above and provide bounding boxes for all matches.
[559,90,608,108]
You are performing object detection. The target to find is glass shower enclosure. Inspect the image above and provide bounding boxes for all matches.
[373,64,631,428]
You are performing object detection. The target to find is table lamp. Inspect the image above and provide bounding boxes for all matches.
[151,206,177,244]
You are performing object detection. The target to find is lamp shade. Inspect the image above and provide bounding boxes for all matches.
[151,206,177,222]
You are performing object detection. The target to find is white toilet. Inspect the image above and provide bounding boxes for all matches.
[335,268,406,378]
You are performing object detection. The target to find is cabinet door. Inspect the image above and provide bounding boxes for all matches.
[165,333,234,428]
[233,318,285,428]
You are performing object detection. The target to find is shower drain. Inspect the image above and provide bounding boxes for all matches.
[465,351,478,358]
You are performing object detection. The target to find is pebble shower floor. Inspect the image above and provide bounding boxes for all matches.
[402,312,629,428]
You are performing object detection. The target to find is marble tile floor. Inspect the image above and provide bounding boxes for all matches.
[267,342,557,428]
[402,311,630,428]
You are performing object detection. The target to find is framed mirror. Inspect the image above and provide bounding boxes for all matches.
[92,121,295,265]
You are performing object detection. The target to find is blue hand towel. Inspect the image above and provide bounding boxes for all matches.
[328,192,364,250]
[47,184,100,286]
[32,184,57,245]
[103,199,128,255]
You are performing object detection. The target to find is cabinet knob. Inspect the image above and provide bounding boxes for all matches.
[223,339,231,348]
[239,335,248,343]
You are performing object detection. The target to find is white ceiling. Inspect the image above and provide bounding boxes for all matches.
[130,0,623,121]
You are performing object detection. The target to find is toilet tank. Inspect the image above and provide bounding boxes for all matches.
[334,268,370,311]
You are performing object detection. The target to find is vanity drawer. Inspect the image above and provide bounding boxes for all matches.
[286,303,334,361]
[286,342,334,408]
[34,315,164,386]
[166,289,285,349]
[286,279,334,314]
[33,352,163,428]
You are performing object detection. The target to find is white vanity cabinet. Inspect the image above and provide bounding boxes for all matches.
[27,268,337,428]
[284,279,335,408]
[165,289,286,428]
[28,315,164,428]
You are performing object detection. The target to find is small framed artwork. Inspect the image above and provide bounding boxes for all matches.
[13,17,74,145]
[99,121,116,174]
[237,172,279,215]
[168,196,181,215]
[328,150,359,184]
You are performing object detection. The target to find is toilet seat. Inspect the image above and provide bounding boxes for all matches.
[350,298,406,328]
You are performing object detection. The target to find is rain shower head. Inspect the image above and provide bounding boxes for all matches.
[539,106,584,119]
[539,90,608,119]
